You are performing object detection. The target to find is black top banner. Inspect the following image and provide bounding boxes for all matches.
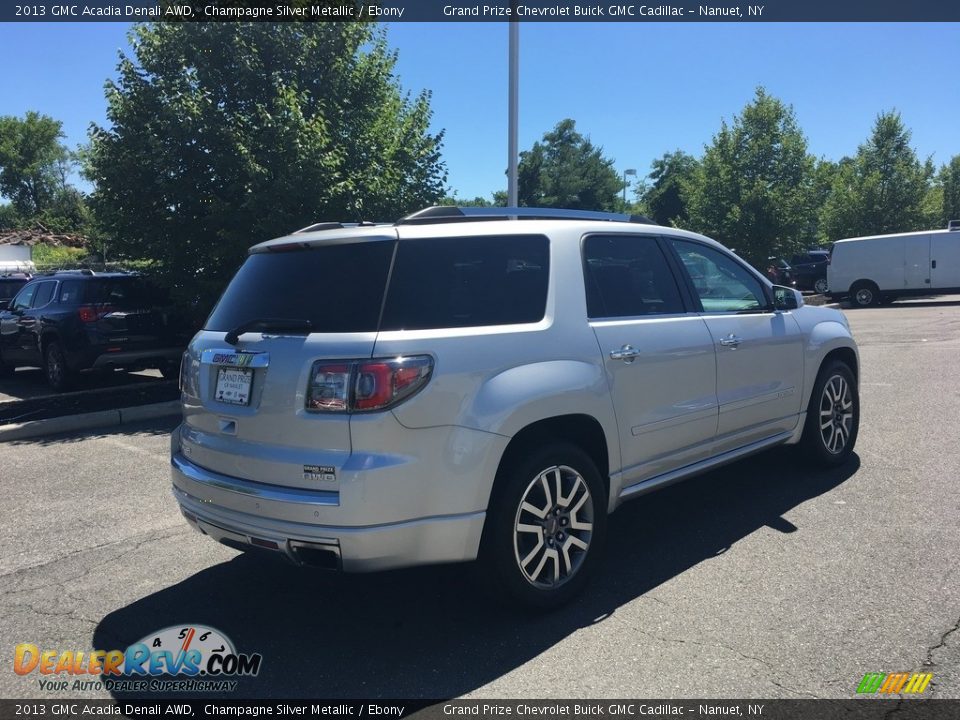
[3,0,960,22]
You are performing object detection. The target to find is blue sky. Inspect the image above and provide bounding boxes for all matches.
[1,22,958,201]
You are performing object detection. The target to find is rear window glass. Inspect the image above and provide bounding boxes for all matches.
[380,235,549,330]
[58,277,167,306]
[205,241,395,334]
[0,280,26,300]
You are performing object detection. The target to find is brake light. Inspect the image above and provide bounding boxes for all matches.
[78,304,118,323]
[306,356,433,413]
[179,351,200,397]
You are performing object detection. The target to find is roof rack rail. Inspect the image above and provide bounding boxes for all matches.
[292,220,386,234]
[51,268,96,276]
[396,206,658,226]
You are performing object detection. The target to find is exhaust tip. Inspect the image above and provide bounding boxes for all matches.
[289,541,341,570]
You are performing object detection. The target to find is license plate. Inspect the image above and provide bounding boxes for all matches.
[215,367,253,406]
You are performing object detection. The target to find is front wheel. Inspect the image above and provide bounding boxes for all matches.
[814,278,829,295]
[481,443,607,609]
[799,360,859,466]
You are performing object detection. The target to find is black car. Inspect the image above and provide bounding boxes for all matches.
[0,270,190,391]
[790,250,831,294]
[0,273,31,310]
[764,257,797,287]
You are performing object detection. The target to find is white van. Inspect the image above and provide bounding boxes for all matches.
[827,222,960,307]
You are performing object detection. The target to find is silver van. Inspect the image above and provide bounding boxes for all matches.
[172,207,860,607]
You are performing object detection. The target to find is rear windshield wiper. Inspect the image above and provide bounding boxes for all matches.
[224,318,313,345]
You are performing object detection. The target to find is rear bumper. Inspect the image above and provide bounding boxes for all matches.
[91,346,182,370]
[170,453,486,572]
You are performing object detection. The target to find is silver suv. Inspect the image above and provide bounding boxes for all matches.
[172,207,859,607]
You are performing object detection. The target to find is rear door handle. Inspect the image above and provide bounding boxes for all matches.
[932,259,937,269]
[609,345,641,363]
[719,335,742,349]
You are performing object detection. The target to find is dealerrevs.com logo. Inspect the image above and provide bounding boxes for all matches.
[14,625,262,693]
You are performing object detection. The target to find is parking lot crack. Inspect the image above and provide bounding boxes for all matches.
[0,525,189,597]
[612,616,820,698]
[925,614,960,668]
[7,601,99,628]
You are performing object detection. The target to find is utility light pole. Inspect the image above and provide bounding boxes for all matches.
[507,18,519,207]
[622,168,637,209]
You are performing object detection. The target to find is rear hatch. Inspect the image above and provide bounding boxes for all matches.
[80,276,182,349]
[180,231,398,490]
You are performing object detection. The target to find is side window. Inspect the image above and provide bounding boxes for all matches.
[11,284,38,312]
[582,235,685,318]
[381,235,549,330]
[670,239,767,313]
[31,281,56,308]
[59,280,83,303]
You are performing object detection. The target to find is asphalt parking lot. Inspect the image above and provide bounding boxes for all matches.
[1,297,958,700]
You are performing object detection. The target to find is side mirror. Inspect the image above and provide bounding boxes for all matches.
[773,285,803,311]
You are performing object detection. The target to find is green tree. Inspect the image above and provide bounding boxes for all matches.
[439,194,493,207]
[0,111,70,217]
[87,23,446,303]
[685,88,816,265]
[640,150,698,226]
[0,203,20,230]
[517,119,622,211]
[819,111,934,241]
[935,155,960,225]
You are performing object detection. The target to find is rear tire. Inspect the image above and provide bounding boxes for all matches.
[849,281,879,308]
[158,362,178,381]
[44,341,74,392]
[799,360,859,467]
[814,278,829,295]
[481,443,607,610]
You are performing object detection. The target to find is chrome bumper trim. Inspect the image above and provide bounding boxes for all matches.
[171,453,339,506]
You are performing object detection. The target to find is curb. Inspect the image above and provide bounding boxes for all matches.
[0,400,182,442]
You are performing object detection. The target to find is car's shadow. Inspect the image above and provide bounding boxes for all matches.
[93,449,859,699]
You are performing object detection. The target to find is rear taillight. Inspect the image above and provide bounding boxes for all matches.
[179,351,200,397]
[306,363,352,412]
[306,356,433,413]
[78,304,118,323]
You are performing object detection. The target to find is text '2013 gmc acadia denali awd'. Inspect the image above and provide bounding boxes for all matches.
[171,206,860,608]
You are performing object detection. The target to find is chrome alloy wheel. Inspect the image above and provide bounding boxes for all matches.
[814,278,829,294]
[513,465,594,588]
[819,374,854,454]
